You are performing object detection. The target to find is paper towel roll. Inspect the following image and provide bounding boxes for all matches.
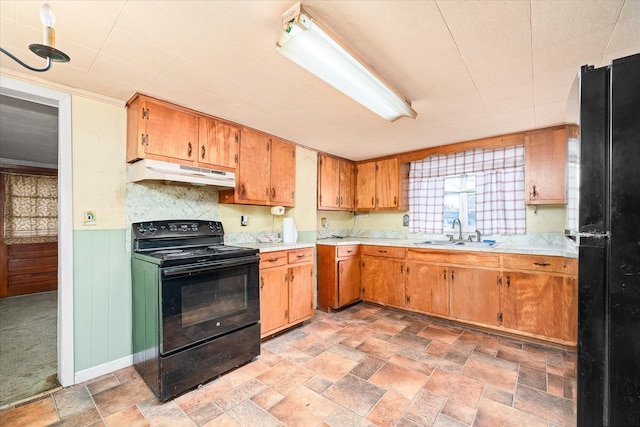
[282,218,298,243]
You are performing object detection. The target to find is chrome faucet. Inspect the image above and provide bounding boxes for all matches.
[452,218,462,240]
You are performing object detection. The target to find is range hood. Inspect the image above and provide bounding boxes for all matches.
[131,159,236,188]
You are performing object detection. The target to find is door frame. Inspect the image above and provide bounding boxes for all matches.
[0,76,74,387]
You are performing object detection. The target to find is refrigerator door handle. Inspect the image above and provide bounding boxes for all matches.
[578,231,611,239]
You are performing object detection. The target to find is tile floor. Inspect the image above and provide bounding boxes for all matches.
[0,303,577,426]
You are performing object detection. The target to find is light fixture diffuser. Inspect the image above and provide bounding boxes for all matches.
[276,3,417,121]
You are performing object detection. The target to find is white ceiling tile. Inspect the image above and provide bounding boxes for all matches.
[534,83,573,106]
[531,0,624,47]
[602,13,640,64]
[485,92,534,116]
[534,100,568,128]
[478,80,534,104]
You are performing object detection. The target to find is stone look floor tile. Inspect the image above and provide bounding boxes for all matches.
[365,390,410,427]
[323,373,386,416]
[368,362,428,400]
[0,397,59,426]
[304,350,358,382]
[104,405,150,426]
[256,360,314,395]
[474,397,547,427]
[268,385,337,425]
[0,303,577,426]
[425,368,485,408]
[461,358,518,392]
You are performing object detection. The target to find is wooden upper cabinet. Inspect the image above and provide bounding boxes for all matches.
[355,161,376,209]
[355,158,401,210]
[198,118,239,170]
[318,154,340,209]
[524,127,568,205]
[236,128,271,204]
[376,158,400,208]
[226,129,296,206]
[127,94,198,164]
[317,154,355,210]
[339,160,356,210]
[270,137,296,206]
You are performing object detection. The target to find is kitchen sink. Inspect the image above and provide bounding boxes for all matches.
[452,241,497,247]
[419,240,497,248]
[421,240,455,245]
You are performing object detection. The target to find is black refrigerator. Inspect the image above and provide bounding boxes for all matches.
[577,52,640,426]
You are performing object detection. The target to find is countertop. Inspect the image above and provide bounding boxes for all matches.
[314,237,578,258]
[236,237,578,258]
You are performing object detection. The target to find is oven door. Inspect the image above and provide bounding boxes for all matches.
[159,255,260,355]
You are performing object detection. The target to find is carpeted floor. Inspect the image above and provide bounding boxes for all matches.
[0,291,59,407]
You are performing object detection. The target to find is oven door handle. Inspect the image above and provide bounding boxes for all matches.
[161,255,259,278]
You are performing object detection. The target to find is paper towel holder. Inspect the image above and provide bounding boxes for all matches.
[271,206,285,215]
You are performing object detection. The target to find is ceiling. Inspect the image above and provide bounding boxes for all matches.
[0,1,638,162]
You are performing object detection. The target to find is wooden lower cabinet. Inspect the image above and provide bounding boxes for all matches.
[317,245,361,311]
[449,267,501,326]
[361,246,406,308]
[405,262,449,316]
[259,248,314,338]
[501,267,578,344]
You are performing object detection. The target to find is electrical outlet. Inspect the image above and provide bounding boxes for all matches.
[403,214,409,227]
[241,215,248,226]
[83,210,97,226]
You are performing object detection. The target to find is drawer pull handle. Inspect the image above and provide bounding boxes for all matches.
[533,262,551,267]
[378,250,387,253]
[296,254,305,258]
[268,258,279,262]
[346,250,352,253]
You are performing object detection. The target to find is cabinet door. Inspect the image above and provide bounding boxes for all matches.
[524,128,567,204]
[318,154,340,209]
[143,100,198,163]
[450,267,500,325]
[288,264,314,324]
[338,257,361,307]
[361,256,405,308]
[405,262,449,316]
[375,158,400,208]
[339,160,356,210]
[198,118,239,169]
[501,272,576,342]
[237,129,271,204]
[270,138,296,207]
[356,161,376,210]
[259,266,289,335]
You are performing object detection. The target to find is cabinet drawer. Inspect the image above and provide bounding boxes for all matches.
[337,245,359,258]
[288,248,314,264]
[259,251,288,268]
[361,245,406,259]
[502,254,577,275]
[407,249,500,268]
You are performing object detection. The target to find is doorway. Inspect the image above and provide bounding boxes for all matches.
[0,77,74,405]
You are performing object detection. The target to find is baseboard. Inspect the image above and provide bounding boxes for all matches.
[74,355,133,384]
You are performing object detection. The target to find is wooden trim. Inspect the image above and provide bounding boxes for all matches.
[0,163,57,176]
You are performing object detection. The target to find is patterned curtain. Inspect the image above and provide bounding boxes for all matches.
[3,173,58,244]
[409,145,525,234]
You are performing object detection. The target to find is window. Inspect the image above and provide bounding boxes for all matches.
[444,174,476,231]
[409,144,525,234]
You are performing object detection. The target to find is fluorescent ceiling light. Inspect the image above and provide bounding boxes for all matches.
[276,3,417,122]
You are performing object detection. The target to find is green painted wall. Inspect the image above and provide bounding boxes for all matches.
[73,229,131,371]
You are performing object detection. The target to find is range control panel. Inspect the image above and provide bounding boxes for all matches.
[132,220,224,239]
